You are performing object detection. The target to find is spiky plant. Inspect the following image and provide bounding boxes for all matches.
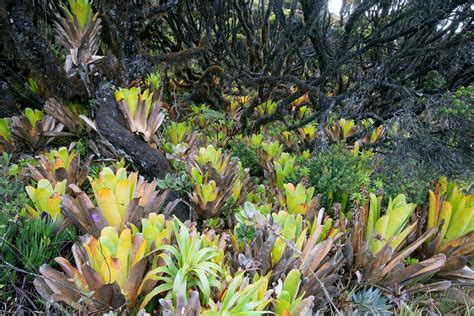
[27,145,91,190]
[351,287,392,315]
[61,167,172,236]
[274,269,314,315]
[44,98,88,132]
[34,227,148,312]
[348,193,451,294]
[423,178,474,284]
[139,218,223,308]
[115,87,165,142]
[10,108,66,152]
[202,272,272,315]
[187,145,252,218]
[25,179,67,222]
[54,0,103,76]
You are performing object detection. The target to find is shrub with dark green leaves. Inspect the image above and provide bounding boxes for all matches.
[0,153,29,217]
[230,141,263,176]
[305,144,371,212]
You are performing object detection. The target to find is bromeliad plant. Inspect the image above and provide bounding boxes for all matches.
[115,87,165,142]
[139,218,223,309]
[132,212,173,254]
[425,178,474,252]
[256,99,277,118]
[349,193,450,294]
[281,182,320,215]
[28,146,91,189]
[10,108,66,152]
[54,0,103,76]
[61,167,170,235]
[44,98,88,133]
[325,118,358,142]
[423,178,474,284]
[25,179,67,222]
[286,210,346,309]
[273,152,297,191]
[261,140,283,162]
[274,269,314,315]
[271,211,304,267]
[188,145,252,218]
[162,121,192,149]
[298,124,317,147]
[34,227,148,312]
[366,194,417,255]
[202,272,272,315]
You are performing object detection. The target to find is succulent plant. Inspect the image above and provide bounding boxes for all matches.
[157,172,192,193]
[351,287,392,315]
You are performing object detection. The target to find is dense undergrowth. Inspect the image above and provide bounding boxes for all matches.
[1,83,473,314]
[0,0,473,315]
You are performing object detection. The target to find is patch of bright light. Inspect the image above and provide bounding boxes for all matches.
[328,0,342,15]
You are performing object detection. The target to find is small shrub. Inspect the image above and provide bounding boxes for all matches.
[230,141,263,176]
[305,144,370,211]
